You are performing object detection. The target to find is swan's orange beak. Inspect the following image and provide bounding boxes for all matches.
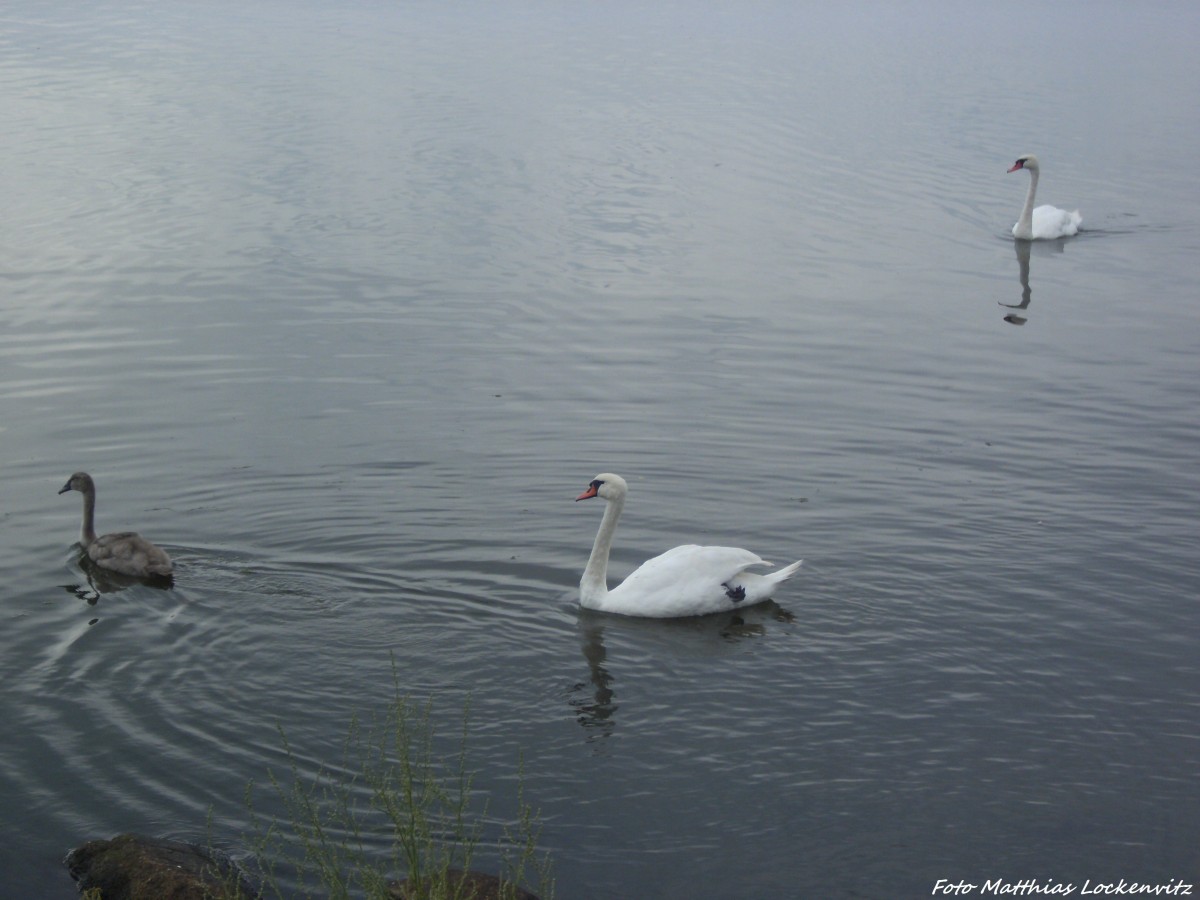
[575,485,598,501]
[1007,161,1024,173]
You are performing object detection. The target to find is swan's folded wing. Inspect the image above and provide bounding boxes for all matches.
[616,545,769,598]
[89,531,172,577]
[1032,204,1082,239]
[90,531,141,555]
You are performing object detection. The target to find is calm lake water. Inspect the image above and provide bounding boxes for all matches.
[2,1,1199,898]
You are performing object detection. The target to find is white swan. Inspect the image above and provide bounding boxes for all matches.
[575,473,801,617]
[59,472,174,579]
[1008,154,1082,240]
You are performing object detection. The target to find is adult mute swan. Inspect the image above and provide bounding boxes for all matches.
[575,473,801,617]
[1008,154,1082,240]
[59,472,174,579]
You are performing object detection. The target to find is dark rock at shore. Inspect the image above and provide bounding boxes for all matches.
[64,833,538,900]
[64,833,257,900]
[388,868,541,900]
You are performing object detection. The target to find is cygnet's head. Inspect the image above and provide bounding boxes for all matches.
[1008,154,1040,174]
[575,472,628,502]
[58,472,95,495]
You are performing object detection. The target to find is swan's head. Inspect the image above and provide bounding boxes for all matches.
[1008,154,1040,174]
[575,472,628,503]
[58,472,94,495]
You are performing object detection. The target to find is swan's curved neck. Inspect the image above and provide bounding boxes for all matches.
[582,495,624,603]
[1017,168,1039,237]
[78,487,98,545]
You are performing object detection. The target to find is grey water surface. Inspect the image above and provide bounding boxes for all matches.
[2,1,1199,898]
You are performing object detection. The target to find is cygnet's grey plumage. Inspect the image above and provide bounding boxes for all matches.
[58,472,174,579]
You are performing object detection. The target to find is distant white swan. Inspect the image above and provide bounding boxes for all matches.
[575,473,801,617]
[1008,154,1082,240]
[59,472,174,579]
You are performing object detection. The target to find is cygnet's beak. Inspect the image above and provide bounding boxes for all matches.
[58,482,72,494]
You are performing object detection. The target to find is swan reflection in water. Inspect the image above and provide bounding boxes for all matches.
[572,615,616,742]
[1000,238,1034,325]
[999,235,1074,326]
[63,552,174,608]
[569,603,796,746]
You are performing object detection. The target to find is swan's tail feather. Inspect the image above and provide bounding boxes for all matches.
[769,559,803,584]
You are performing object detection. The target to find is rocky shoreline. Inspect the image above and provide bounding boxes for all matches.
[64,832,541,900]
[64,834,255,900]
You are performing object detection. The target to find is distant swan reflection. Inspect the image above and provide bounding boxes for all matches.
[1000,234,1073,326]
[1000,238,1033,325]
[61,553,176,614]
[571,616,617,743]
[569,603,795,746]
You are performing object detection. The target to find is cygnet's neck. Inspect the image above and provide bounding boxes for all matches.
[582,494,624,603]
[78,488,98,545]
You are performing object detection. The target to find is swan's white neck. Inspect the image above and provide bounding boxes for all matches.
[581,494,624,605]
[1015,167,1040,239]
